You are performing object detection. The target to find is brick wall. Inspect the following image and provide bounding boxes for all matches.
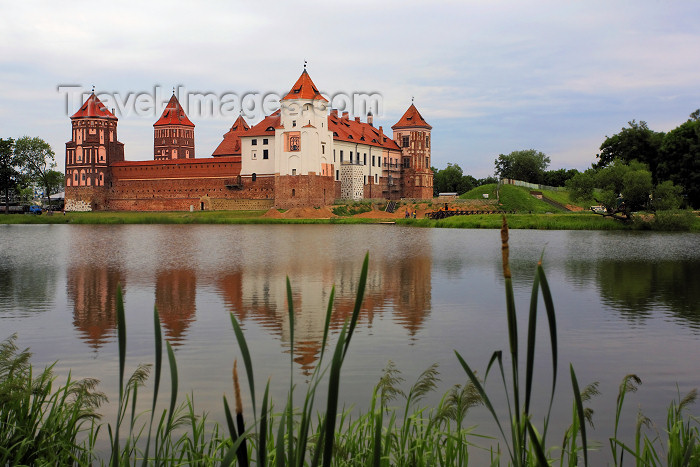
[65,186,110,211]
[274,174,336,209]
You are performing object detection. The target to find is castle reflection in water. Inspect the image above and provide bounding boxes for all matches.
[67,249,432,373]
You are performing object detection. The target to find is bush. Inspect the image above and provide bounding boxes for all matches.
[653,210,696,231]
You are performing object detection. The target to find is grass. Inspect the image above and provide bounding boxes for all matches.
[1,221,699,465]
[460,184,559,213]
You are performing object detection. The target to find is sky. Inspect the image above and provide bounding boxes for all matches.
[1,0,699,178]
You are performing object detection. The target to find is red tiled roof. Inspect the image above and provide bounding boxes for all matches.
[245,110,281,137]
[391,104,431,130]
[111,156,239,167]
[213,115,250,156]
[71,93,117,120]
[327,113,400,151]
[154,94,194,127]
[282,70,328,102]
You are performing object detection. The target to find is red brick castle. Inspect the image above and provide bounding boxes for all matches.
[65,70,433,211]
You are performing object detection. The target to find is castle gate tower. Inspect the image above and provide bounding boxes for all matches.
[154,93,195,160]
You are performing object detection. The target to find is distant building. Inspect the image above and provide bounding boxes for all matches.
[64,69,433,211]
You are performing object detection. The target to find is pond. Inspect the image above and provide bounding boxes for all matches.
[1,224,698,461]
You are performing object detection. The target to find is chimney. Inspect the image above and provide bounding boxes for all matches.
[342,111,349,120]
[354,116,360,123]
[379,125,384,141]
[330,109,338,117]
[367,111,373,127]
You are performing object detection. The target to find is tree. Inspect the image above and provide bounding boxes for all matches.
[622,168,653,210]
[566,169,595,202]
[592,160,653,215]
[15,136,57,209]
[494,149,550,184]
[44,170,64,196]
[653,180,683,211]
[542,168,579,187]
[596,120,664,180]
[432,163,475,196]
[657,115,700,208]
[0,137,20,214]
[476,176,498,186]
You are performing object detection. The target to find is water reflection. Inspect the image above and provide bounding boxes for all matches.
[155,269,197,346]
[218,252,432,374]
[0,265,58,316]
[595,260,700,328]
[67,265,124,349]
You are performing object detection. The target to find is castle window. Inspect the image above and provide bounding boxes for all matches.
[426,136,430,148]
[350,152,353,163]
[252,151,257,159]
[340,150,343,162]
[292,120,296,127]
[292,169,297,176]
[364,153,367,165]
[263,138,268,145]
[287,133,300,151]
[402,136,409,148]
[263,149,268,159]
[252,139,257,145]
[372,155,376,166]
[252,173,257,182]
[375,174,378,183]
[333,149,336,162]
[292,188,296,197]
[321,143,325,154]
[426,156,429,167]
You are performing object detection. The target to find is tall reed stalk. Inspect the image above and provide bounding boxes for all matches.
[454,216,588,466]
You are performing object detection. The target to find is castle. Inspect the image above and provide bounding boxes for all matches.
[64,69,433,211]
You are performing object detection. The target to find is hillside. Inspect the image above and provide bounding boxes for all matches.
[460,184,567,213]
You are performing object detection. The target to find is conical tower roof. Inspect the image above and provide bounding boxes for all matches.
[282,69,328,102]
[71,93,117,120]
[154,94,194,127]
[392,104,431,130]
[212,114,250,156]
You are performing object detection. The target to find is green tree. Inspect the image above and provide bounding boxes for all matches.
[432,163,475,196]
[566,169,595,202]
[494,149,550,184]
[476,176,498,186]
[596,120,664,181]
[593,160,653,213]
[653,180,683,211]
[15,136,57,209]
[542,168,579,187]
[0,137,20,214]
[657,113,700,208]
[622,168,653,210]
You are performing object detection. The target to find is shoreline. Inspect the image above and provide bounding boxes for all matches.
[1,210,698,231]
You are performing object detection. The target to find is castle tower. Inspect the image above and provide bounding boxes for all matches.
[212,114,249,158]
[154,93,195,160]
[65,92,124,194]
[392,103,433,199]
[277,68,333,176]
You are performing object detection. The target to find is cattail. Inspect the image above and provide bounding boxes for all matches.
[232,360,249,467]
[500,215,511,279]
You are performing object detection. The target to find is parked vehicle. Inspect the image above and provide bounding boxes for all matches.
[29,205,42,214]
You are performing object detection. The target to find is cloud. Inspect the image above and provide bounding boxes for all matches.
[1,0,699,175]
